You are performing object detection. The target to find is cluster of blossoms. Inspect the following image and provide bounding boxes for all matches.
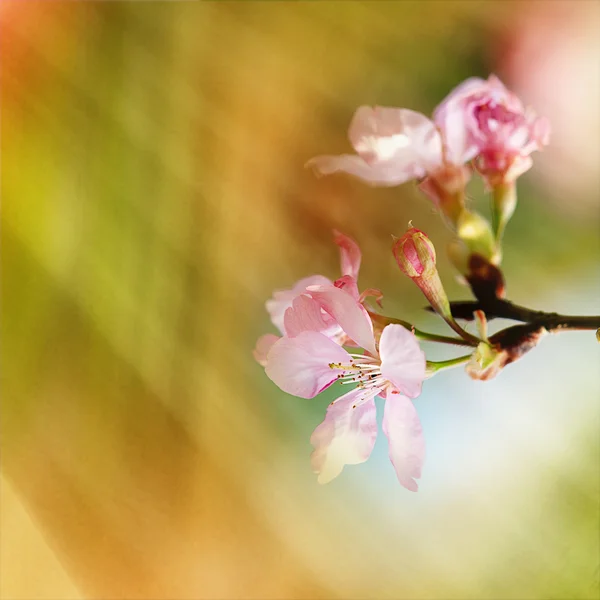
[255,75,553,491]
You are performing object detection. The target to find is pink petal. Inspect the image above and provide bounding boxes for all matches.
[350,106,443,173]
[283,294,342,340]
[434,77,488,122]
[265,331,351,399]
[437,106,480,165]
[433,78,489,164]
[333,274,360,302]
[382,394,426,492]
[306,154,419,187]
[310,388,378,484]
[266,275,333,335]
[333,229,361,279]
[378,325,426,399]
[306,107,443,186]
[253,334,280,367]
[306,285,377,356]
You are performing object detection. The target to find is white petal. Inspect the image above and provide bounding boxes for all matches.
[310,388,378,484]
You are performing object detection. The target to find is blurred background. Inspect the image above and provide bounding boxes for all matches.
[1,2,599,599]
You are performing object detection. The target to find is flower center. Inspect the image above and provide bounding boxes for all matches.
[474,102,527,147]
[328,355,388,391]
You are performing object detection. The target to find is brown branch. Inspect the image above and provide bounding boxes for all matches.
[441,299,600,333]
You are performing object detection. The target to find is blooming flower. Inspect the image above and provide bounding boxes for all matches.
[263,285,427,490]
[307,105,467,188]
[306,105,476,222]
[434,75,550,186]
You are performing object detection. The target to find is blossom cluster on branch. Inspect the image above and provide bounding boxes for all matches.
[254,75,599,491]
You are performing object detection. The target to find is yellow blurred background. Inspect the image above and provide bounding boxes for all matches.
[1,2,599,599]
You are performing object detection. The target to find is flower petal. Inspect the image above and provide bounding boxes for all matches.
[433,77,488,122]
[349,106,442,172]
[265,331,351,399]
[307,285,377,356]
[266,275,333,335]
[382,394,425,492]
[310,388,378,484]
[307,107,443,186]
[379,324,426,399]
[333,274,360,302]
[433,77,490,164]
[438,106,480,165]
[283,294,342,340]
[253,334,280,367]
[306,154,418,187]
[333,229,361,280]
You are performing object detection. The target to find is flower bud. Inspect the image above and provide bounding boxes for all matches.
[393,228,437,279]
[393,228,479,344]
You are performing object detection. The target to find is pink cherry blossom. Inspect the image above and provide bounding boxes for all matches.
[306,104,478,213]
[434,75,550,185]
[264,294,427,490]
[306,106,446,187]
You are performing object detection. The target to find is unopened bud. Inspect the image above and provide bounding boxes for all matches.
[393,228,479,344]
[393,227,437,279]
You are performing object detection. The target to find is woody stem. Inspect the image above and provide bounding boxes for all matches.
[445,299,600,332]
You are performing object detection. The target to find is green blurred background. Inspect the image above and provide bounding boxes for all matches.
[1,2,599,599]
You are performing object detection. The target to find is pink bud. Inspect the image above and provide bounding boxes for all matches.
[393,228,480,345]
[392,228,437,279]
